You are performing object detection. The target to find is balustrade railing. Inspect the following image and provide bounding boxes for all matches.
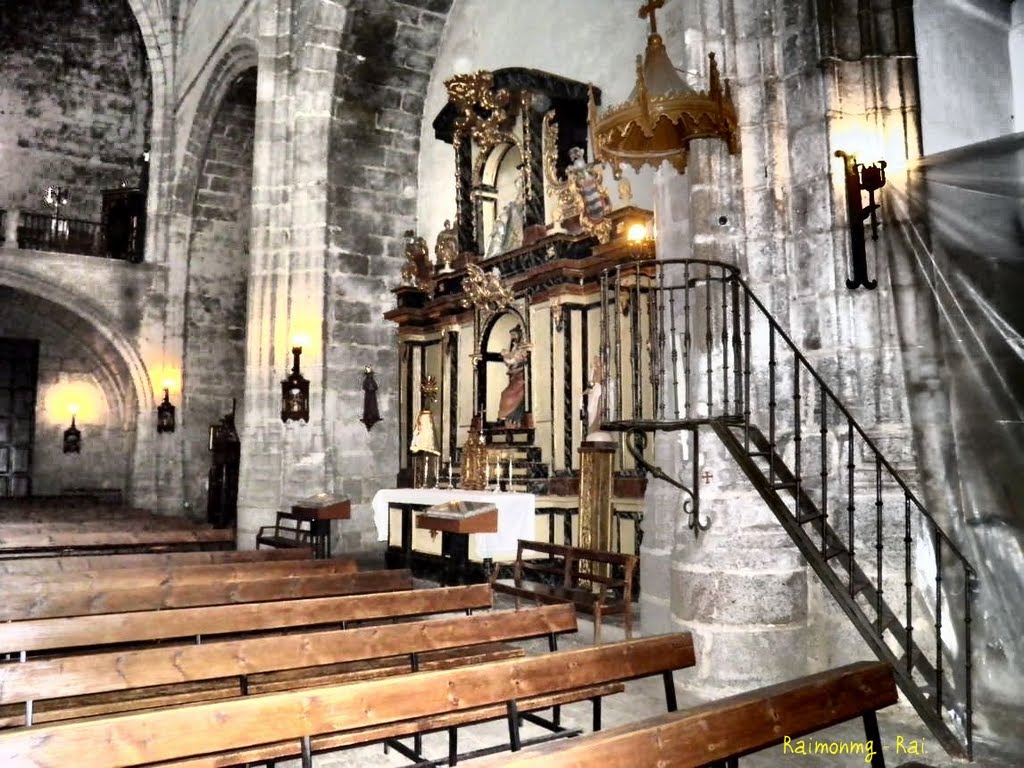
[0,208,140,262]
[598,258,977,758]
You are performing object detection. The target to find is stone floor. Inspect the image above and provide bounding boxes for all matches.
[304,560,1024,768]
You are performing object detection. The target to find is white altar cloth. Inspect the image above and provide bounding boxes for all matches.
[371,488,536,560]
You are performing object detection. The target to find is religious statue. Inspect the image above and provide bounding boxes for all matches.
[543,112,614,243]
[581,358,614,443]
[359,366,381,431]
[401,230,432,290]
[497,324,531,428]
[485,172,525,258]
[409,408,439,455]
[434,219,459,274]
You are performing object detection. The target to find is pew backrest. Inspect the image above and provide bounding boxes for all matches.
[0,633,696,767]
[0,549,312,576]
[0,603,580,723]
[457,661,899,768]
[0,567,413,621]
[0,582,492,656]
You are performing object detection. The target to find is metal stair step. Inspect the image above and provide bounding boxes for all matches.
[796,511,824,524]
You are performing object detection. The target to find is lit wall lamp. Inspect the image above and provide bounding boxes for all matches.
[281,340,310,423]
[626,221,655,259]
[63,404,82,453]
[156,385,176,433]
[835,150,887,291]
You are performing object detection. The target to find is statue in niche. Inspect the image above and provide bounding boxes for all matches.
[434,218,458,273]
[497,324,530,428]
[581,358,614,443]
[485,172,525,258]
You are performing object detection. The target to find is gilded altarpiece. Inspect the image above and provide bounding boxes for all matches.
[385,69,656,584]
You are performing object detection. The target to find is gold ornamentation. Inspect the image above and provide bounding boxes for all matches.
[543,112,613,243]
[589,0,740,175]
[420,375,439,407]
[459,422,489,490]
[401,231,433,292]
[446,71,514,153]
[434,219,458,273]
[460,263,514,321]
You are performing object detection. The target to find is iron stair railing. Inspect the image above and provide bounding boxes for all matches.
[598,258,977,759]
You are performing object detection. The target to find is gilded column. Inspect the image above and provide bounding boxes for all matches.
[577,442,617,583]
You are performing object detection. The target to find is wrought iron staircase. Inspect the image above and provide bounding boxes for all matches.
[598,258,977,759]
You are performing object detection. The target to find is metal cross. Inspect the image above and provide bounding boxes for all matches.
[639,0,666,34]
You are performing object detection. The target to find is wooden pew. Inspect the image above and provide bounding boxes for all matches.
[0,583,494,658]
[459,661,899,768]
[0,556,351,592]
[0,603,581,727]
[491,540,638,643]
[0,526,234,556]
[0,633,695,768]
[0,566,414,621]
[0,548,311,576]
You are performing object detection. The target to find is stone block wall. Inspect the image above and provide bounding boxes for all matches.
[0,0,150,221]
[0,286,134,496]
[321,0,454,551]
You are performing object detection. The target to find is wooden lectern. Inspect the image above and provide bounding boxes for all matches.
[417,501,498,584]
[291,493,351,559]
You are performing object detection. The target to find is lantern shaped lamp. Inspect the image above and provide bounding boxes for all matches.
[156,385,176,433]
[63,404,82,453]
[281,339,310,423]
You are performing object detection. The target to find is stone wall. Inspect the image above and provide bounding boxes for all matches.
[0,286,135,496]
[0,0,150,221]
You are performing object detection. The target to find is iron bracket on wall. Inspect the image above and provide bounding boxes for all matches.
[625,426,709,538]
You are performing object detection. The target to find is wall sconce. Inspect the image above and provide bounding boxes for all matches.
[63,405,82,454]
[156,387,176,433]
[281,343,310,423]
[835,150,887,291]
[360,366,381,431]
[626,222,655,260]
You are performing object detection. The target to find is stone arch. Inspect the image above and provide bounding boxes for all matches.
[121,0,173,230]
[174,42,261,216]
[0,272,151,414]
[0,274,149,496]
[179,60,258,514]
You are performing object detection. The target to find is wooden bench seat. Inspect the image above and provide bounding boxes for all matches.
[491,540,638,643]
[460,661,900,768]
[0,582,491,658]
[0,565,415,622]
[0,633,695,768]
[255,511,314,551]
[0,603,581,727]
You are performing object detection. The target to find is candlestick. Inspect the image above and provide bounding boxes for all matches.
[507,456,513,492]
[448,461,454,489]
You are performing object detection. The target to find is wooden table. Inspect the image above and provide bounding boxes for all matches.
[290,496,351,559]
[416,503,498,585]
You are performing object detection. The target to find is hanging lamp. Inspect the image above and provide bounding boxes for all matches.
[589,0,741,174]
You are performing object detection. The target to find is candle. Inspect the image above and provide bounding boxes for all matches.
[448,461,453,488]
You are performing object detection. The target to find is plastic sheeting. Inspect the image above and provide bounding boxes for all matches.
[892,133,1024,711]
